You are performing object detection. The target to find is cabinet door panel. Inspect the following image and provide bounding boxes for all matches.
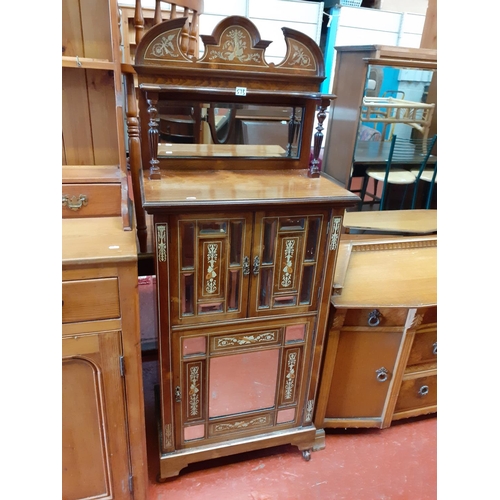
[169,214,253,325]
[62,331,131,500]
[249,210,328,317]
[325,329,403,418]
[171,318,314,449]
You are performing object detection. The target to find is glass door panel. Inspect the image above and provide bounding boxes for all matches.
[171,213,253,325]
[249,211,328,317]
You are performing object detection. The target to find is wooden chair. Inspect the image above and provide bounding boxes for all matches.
[359,134,437,211]
[121,0,204,254]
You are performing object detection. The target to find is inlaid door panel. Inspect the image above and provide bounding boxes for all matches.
[62,331,131,500]
[249,210,329,317]
[170,318,315,449]
[168,214,253,325]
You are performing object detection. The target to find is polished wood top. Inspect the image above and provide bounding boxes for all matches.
[62,217,137,266]
[142,169,359,211]
[343,209,437,234]
[158,144,286,157]
[332,235,436,308]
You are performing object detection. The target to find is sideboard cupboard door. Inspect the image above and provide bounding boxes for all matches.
[167,213,253,326]
[62,331,131,500]
[249,210,329,317]
[325,328,404,424]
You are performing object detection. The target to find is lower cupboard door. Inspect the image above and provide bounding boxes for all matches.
[171,319,314,448]
[325,329,403,419]
[62,331,131,500]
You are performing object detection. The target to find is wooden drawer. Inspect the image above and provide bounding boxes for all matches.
[407,327,437,366]
[62,183,121,218]
[394,373,437,413]
[342,307,409,328]
[62,278,120,323]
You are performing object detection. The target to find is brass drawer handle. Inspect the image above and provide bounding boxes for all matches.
[62,194,88,211]
[432,342,437,355]
[418,385,429,397]
[375,367,389,382]
[243,256,250,275]
[367,309,381,327]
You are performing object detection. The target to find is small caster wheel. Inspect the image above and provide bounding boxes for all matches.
[302,449,311,461]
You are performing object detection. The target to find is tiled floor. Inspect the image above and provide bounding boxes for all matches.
[141,359,437,500]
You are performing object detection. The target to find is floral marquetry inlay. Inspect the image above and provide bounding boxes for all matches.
[209,28,263,64]
[156,225,167,262]
[304,400,314,423]
[189,366,200,417]
[213,416,268,433]
[205,243,219,294]
[284,352,297,400]
[329,217,342,251]
[216,332,276,348]
[281,239,296,287]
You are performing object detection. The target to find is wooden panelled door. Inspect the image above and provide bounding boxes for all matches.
[163,209,330,326]
[62,331,131,500]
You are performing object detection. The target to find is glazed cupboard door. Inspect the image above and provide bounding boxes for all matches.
[249,210,330,317]
[62,331,132,500]
[163,213,253,326]
[169,318,316,450]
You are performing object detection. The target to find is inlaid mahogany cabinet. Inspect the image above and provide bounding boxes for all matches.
[314,235,437,435]
[129,16,359,479]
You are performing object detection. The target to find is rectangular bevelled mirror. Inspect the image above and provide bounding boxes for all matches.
[157,102,304,159]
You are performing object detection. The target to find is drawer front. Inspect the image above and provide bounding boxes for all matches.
[62,184,121,218]
[395,374,437,413]
[342,307,409,328]
[62,278,120,323]
[407,328,437,366]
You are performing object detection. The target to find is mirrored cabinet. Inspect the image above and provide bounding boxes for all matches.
[128,15,359,479]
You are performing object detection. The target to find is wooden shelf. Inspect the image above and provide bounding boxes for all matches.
[62,56,115,70]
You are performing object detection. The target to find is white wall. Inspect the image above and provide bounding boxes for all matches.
[119,0,324,64]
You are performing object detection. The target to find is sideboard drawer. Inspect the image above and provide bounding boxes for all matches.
[407,328,437,366]
[342,307,409,328]
[394,374,437,413]
[62,184,121,218]
[62,278,120,323]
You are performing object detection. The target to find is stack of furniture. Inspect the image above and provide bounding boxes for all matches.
[129,14,359,479]
[62,0,148,498]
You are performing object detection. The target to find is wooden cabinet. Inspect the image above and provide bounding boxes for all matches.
[130,16,359,479]
[62,218,148,500]
[62,0,131,229]
[321,45,437,191]
[314,236,437,435]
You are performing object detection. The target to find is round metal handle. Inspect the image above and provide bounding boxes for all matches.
[375,367,389,382]
[432,342,437,355]
[418,385,429,397]
[368,309,381,327]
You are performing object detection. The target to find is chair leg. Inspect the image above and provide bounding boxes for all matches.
[359,175,370,211]
[411,181,420,209]
[400,184,410,210]
[379,181,389,211]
